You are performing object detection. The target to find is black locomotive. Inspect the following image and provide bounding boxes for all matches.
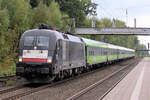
[16,28,86,83]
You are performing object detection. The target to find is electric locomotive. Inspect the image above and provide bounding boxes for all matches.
[16,27,85,83]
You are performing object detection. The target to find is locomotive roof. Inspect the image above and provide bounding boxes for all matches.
[67,34,83,43]
[22,29,63,39]
[22,29,83,44]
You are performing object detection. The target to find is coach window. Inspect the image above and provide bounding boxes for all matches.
[101,48,103,56]
[93,50,94,56]
[99,48,101,55]
[110,49,112,55]
[96,47,98,55]
[102,48,104,55]
[101,48,102,55]
[88,47,90,56]
[89,47,93,56]
[103,48,106,55]
[90,48,92,56]
[113,49,115,54]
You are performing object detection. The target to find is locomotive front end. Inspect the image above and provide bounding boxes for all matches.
[16,29,57,83]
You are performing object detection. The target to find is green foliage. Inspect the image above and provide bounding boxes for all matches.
[30,0,40,8]
[79,17,91,28]
[30,0,52,8]
[0,9,10,59]
[48,1,63,28]
[55,0,97,27]
[31,1,69,30]
[136,44,149,56]
[99,18,112,28]
[0,61,16,77]
[81,0,97,15]
[115,19,126,27]
[31,2,50,27]
[7,80,15,86]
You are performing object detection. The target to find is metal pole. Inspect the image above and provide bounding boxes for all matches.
[126,9,128,27]
[112,18,116,28]
[134,18,136,28]
[91,16,96,28]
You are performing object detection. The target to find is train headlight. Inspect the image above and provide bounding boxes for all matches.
[19,58,22,62]
[47,59,52,63]
[47,57,52,63]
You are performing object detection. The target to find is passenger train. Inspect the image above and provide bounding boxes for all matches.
[16,25,135,83]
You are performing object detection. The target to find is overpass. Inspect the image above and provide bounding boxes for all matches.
[136,49,150,51]
[74,27,150,35]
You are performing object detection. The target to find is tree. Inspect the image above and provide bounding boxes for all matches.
[30,0,53,8]
[0,0,30,58]
[0,9,10,60]
[115,19,126,27]
[99,18,112,28]
[30,0,40,8]
[81,0,97,15]
[31,2,50,28]
[55,0,97,27]
[48,1,63,29]
[79,17,91,28]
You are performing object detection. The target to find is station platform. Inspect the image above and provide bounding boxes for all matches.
[103,57,150,100]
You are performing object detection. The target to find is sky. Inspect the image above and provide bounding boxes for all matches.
[94,0,150,49]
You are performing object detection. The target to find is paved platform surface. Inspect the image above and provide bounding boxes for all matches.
[103,57,150,100]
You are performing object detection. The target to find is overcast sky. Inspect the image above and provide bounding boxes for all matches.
[94,0,150,48]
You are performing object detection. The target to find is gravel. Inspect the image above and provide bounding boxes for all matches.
[19,58,140,100]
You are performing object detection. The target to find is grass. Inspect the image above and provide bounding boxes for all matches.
[6,80,15,86]
[0,57,16,77]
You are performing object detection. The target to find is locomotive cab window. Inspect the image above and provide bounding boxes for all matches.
[24,36,35,46]
[24,36,49,47]
[37,36,49,47]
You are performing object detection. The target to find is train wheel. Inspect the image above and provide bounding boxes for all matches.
[72,68,78,76]
[54,74,60,82]
[69,69,73,77]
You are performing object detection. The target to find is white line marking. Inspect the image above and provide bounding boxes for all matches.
[130,62,145,100]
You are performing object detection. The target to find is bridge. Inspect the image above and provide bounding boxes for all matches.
[74,27,150,35]
[136,49,150,51]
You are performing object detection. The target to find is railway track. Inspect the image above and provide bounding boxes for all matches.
[0,84,26,95]
[0,75,16,81]
[0,75,18,87]
[0,58,139,100]
[1,77,77,100]
[66,58,140,100]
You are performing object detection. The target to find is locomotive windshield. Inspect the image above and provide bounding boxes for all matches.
[24,36,49,47]
[37,36,49,47]
[24,36,35,46]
